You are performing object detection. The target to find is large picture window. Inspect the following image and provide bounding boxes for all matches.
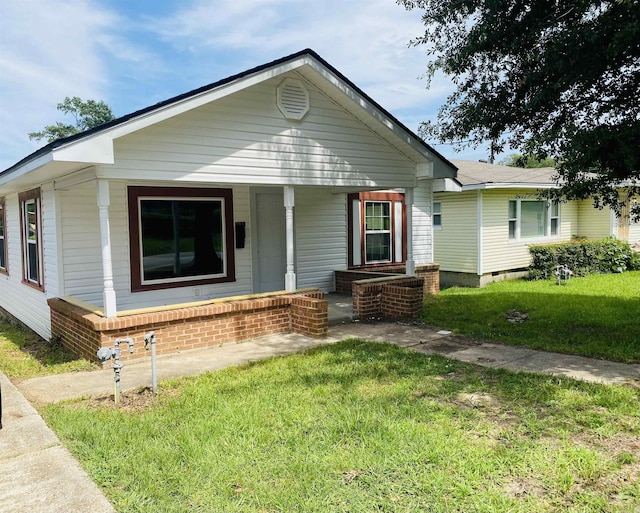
[348,192,405,267]
[128,187,235,291]
[19,189,44,290]
[0,197,7,274]
[509,199,559,241]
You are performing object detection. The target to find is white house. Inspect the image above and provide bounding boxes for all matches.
[0,49,455,359]
[433,160,639,287]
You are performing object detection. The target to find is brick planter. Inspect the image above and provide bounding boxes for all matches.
[48,290,328,364]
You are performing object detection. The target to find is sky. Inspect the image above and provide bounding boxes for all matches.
[0,0,498,171]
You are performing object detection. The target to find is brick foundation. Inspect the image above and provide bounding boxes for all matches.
[48,290,328,364]
[335,263,440,298]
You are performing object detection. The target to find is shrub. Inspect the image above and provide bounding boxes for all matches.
[529,237,640,280]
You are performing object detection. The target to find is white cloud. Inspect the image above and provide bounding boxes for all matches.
[0,0,124,169]
[149,0,452,113]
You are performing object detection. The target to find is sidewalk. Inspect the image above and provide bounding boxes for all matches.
[2,320,639,513]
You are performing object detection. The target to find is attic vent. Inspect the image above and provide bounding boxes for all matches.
[277,78,309,120]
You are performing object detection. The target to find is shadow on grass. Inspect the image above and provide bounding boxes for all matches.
[0,320,95,378]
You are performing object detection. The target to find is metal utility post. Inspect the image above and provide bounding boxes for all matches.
[144,331,157,394]
[97,338,134,404]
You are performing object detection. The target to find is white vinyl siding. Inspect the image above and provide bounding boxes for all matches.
[0,189,59,339]
[107,74,418,190]
[295,188,347,291]
[413,181,434,264]
[433,192,478,273]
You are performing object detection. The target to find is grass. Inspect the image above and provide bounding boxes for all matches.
[43,340,640,513]
[0,320,95,379]
[424,271,640,363]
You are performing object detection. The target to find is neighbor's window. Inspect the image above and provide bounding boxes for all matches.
[508,199,560,240]
[19,189,44,289]
[128,187,235,291]
[0,197,7,274]
[433,201,442,229]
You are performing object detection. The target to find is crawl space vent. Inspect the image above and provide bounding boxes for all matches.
[277,78,309,120]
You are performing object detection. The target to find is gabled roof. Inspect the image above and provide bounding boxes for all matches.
[1,48,456,187]
[449,160,558,190]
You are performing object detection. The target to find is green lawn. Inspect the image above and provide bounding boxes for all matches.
[424,272,640,363]
[0,321,95,379]
[44,340,640,513]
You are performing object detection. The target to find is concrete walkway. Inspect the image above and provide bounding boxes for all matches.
[2,320,639,512]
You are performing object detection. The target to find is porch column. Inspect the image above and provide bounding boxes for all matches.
[284,186,297,291]
[405,188,415,276]
[96,179,117,317]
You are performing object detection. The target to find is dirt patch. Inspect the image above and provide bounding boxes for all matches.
[85,387,165,411]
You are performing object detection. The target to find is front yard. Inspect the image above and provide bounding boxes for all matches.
[424,271,640,363]
[43,340,639,513]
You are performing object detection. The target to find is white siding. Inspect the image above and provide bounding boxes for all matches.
[0,189,58,339]
[413,181,434,264]
[295,188,347,291]
[433,192,478,273]
[59,182,103,304]
[106,74,418,189]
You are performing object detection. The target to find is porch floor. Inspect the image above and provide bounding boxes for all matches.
[325,293,354,324]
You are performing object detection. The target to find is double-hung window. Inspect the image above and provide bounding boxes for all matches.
[348,192,405,267]
[0,197,7,274]
[433,201,442,229]
[364,201,392,263]
[19,189,44,289]
[508,199,559,240]
[128,187,235,291]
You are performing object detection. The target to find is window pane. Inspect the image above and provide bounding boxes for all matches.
[551,218,559,236]
[433,202,441,214]
[141,199,224,282]
[551,201,559,217]
[509,220,516,239]
[0,239,4,269]
[365,202,390,231]
[520,201,545,238]
[28,242,38,281]
[433,214,441,227]
[366,233,391,262]
[0,208,3,237]
[508,200,517,219]
[27,202,37,241]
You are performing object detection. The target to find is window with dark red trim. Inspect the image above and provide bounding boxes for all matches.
[128,187,235,292]
[348,191,406,268]
[19,188,44,290]
[0,197,7,275]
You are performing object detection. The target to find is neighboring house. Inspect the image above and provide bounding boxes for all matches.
[432,160,638,287]
[0,49,455,358]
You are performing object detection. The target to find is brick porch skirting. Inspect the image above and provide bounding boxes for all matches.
[48,290,328,364]
[352,276,424,319]
[335,263,440,298]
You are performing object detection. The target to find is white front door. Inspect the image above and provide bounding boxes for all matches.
[254,192,286,293]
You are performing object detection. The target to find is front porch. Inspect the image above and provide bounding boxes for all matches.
[48,264,440,364]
